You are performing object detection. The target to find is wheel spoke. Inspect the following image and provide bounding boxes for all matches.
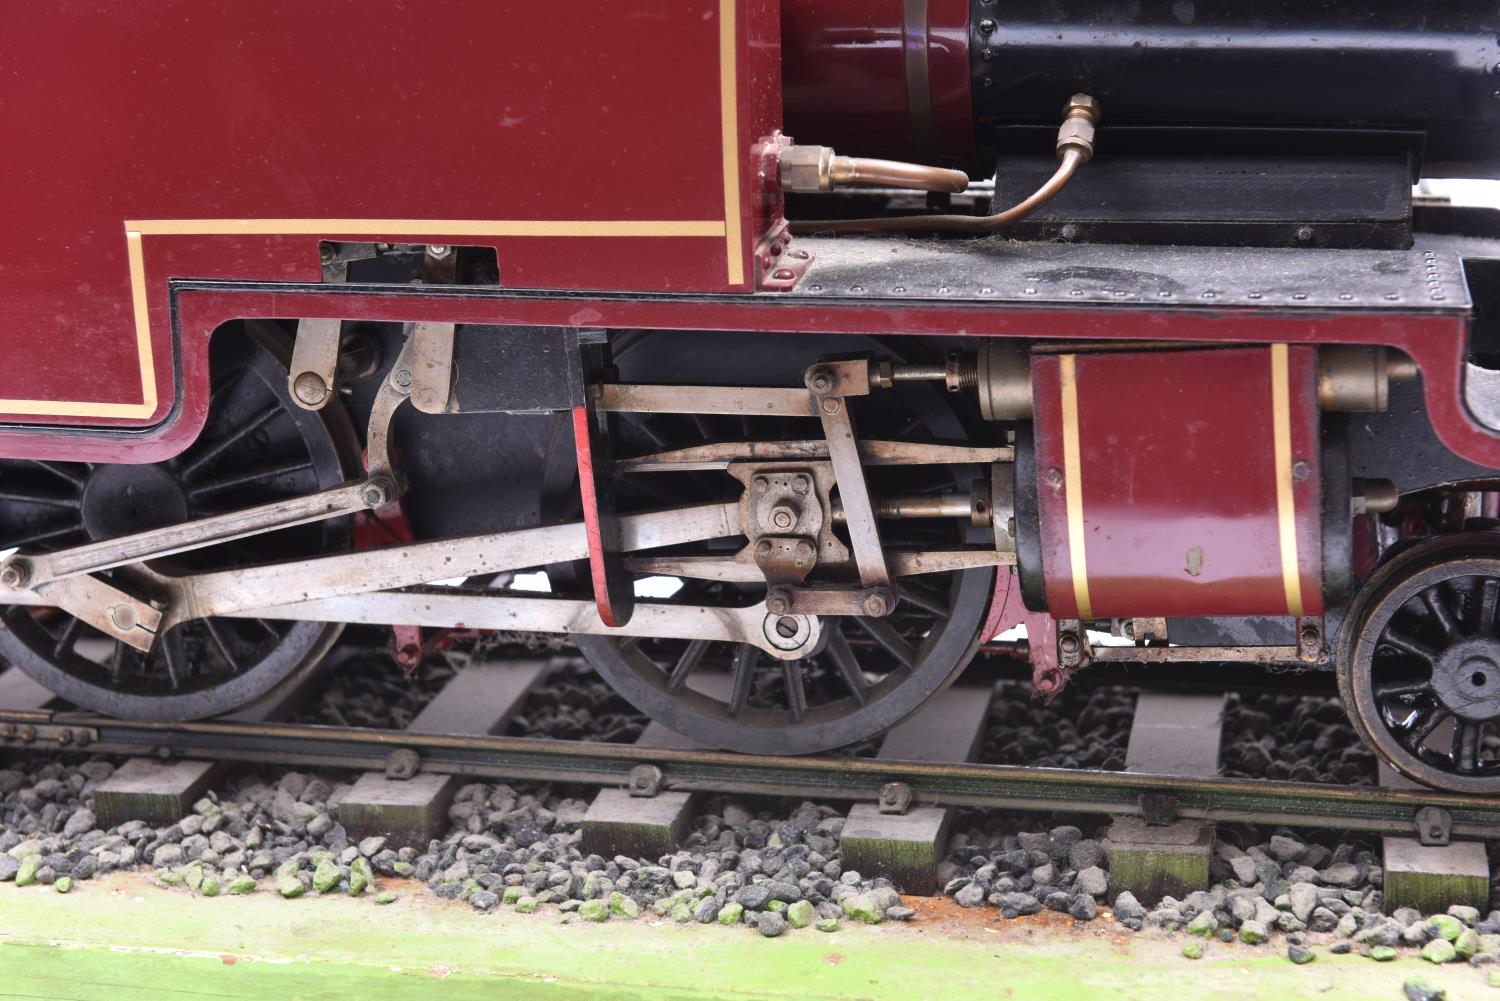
[0,521,83,551]
[1453,720,1481,773]
[1381,629,1439,663]
[1422,586,1460,639]
[897,581,950,619]
[1374,679,1433,699]
[202,618,243,675]
[187,458,315,500]
[1397,704,1450,752]
[51,617,84,659]
[33,462,86,490]
[253,618,282,641]
[782,659,807,722]
[727,645,757,718]
[826,629,869,706]
[666,639,709,692]
[160,632,184,690]
[854,616,917,670]
[0,488,80,510]
[1481,580,1500,636]
[178,403,282,479]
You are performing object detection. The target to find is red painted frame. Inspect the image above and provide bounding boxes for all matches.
[6,282,1488,478]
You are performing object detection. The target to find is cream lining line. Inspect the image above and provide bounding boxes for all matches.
[125,219,727,238]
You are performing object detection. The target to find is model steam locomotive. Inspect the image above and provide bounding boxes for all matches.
[2,2,1499,791]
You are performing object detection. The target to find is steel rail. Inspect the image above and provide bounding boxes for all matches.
[3,709,1496,841]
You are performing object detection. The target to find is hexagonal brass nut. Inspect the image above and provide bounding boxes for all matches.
[1064,93,1100,121]
[1056,116,1097,161]
[778,145,835,192]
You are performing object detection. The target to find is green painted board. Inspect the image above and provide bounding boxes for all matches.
[0,875,1492,1000]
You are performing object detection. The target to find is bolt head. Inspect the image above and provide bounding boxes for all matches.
[427,244,451,258]
[863,591,890,617]
[392,368,413,390]
[755,540,774,557]
[753,476,770,493]
[791,476,811,495]
[1059,633,1080,654]
[807,369,833,393]
[292,371,329,407]
[766,590,792,615]
[360,480,390,508]
[821,398,841,414]
[0,559,30,589]
[770,504,797,530]
[108,604,137,632]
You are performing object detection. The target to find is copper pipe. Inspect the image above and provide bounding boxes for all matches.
[827,156,970,193]
[790,94,1099,236]
[791,147,1086,235]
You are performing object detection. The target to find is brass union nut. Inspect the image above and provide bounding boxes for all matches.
[1063,93,1100,122]
[778,145,835,193]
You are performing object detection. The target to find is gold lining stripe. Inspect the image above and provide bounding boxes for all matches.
[0,233,158,419]
[718,0,745,286]
[125,219,726,238]
[1270,343,1305,617]
[1059,354,1093,619]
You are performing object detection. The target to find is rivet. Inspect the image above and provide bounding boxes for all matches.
[773,268,795,280]
[1338,293,1353,301]
[1024,287,1037,295]
[978,18,996,34]
[1292,292,1308,300]
[1069,289,1083,296]
[892,286,906,294]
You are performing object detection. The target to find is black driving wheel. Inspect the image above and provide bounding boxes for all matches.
[1338,532,1500,792]
[554,331,997,755]
[0,327,356,719]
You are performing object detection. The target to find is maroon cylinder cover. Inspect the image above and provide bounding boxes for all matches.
[780,0,974,172]
[1030,345,1324,619]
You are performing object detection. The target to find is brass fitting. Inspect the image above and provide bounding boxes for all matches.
[779,145,969,194]
[779,145,837,192]
[1056,93,1100,164]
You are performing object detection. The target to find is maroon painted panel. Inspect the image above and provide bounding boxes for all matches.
[0,1,777,431]
[1032,347,1323,619]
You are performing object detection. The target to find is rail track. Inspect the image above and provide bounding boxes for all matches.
[1,705,1494,844]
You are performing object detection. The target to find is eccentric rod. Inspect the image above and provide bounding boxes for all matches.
[790,94,1099,235]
